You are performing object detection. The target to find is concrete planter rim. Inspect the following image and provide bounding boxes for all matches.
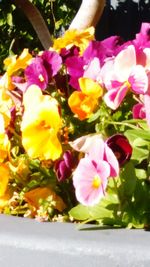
[0,214,150,267]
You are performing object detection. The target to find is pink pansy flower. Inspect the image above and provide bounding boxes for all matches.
[70,134,119,177]
[87,137,119,178]
[72,135,119,206]
[103,45,148,110]
[69,133,103,154]
[83,57,102,83]
[73,157,110,206]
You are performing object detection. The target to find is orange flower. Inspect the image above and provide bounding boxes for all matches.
[68,77,103,120]
[24,187,66,212]
[53,27,95,55]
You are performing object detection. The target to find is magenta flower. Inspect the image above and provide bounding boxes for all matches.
[83,37,124,65]
[65,56,85,90]
[55,150,78,182]
[60,46,79,62]
[41,50,62,78]
[106,134,132,166]
[73,157,110,206]
[132,102,146,119]
[25,57,48,90]
[133,23,150,49]
[25,50,62,90]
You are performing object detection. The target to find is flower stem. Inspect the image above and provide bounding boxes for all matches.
[104,120,139,130]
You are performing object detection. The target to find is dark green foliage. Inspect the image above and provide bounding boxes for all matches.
[0,0,81,71]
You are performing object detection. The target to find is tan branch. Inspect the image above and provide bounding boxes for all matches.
[13,0,53,49]
[69,0,106,30]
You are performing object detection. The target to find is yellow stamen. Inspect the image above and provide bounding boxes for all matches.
[92,175,101,189]
[124,81,131,88]
[39,120,51,130]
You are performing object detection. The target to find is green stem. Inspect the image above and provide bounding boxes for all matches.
[113,178,123,219]
[104,120,139,130]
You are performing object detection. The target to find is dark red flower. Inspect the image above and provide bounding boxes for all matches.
[55,150,78,182]
[106,134,132,166]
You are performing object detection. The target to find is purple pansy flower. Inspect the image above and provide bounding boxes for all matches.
[55,150,78,182]
[25,50,62,90]
[60,46,79,63]
[25,57,48,90]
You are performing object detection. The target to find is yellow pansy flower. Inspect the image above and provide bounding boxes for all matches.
[53,27,95,55]
[0,163,11,212]
[0,163,10,197]
[0,75,14,126]
[21,85,62,161]
[68,77,103,120]
[0,114,10,163]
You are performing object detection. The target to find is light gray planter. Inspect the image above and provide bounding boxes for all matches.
[0,214,150,267]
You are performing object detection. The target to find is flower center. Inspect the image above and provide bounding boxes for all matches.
[92,175,101,189]
[39,74,44,82]
[124,80,131,89]
[39,120,51,130]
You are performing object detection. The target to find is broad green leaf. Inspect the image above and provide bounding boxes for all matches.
[100,193,119,206]
[125,129,150,142]
[131,147,149,163]
[88,205,113,220]
[133,138,149,147]
[69,204,90,221]
[69,203,113,221]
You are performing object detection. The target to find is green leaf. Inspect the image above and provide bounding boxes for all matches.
[69,203,113,221]
[125,129,150,142]
[69,204,90,221]
[7,13,13,26]
[135,169,147,180]
[87,109,101,123]
[88,205,113,220]
[133,138,149,147]
[120,162,137,197]
[131,147,149,163]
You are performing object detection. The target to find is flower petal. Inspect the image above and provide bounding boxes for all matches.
[129,65,148,94]
[104,83,128,110]
[114,45,136,82]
